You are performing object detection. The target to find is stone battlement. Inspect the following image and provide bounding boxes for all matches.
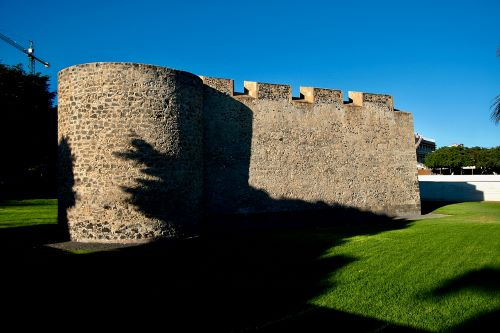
[200,75,393,109]
[58,62,420,243]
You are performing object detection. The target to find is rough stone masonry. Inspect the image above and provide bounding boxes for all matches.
[58,62,421,243]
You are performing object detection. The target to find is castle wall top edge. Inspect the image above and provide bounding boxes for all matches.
[59,63,395,109]
[201,75,394,108]
[58,62,199,81]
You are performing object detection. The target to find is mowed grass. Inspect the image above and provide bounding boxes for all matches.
[0,199,499,331]
[0,199,57,228]
[310,202,500,331]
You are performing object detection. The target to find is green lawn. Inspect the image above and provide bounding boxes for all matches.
[310,202,500,331]
[0,199,499,331]
[0,199,57,228]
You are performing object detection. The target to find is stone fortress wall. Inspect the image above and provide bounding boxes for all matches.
[58,62,420,243]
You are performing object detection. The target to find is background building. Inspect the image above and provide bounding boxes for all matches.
[415,133,436,166]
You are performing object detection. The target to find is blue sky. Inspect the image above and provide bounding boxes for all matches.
[1,0,499,148]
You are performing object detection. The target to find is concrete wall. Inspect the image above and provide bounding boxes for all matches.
[419,175,500,202]
[59,62,421,243]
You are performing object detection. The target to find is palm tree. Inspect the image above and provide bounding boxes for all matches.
[492,95,500,125]
[492,47,500,125]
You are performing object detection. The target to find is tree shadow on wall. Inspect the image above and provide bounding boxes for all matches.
[114,137,174,217]
[113,136,199,237]
[57,136,74,240]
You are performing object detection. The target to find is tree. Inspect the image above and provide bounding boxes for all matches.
[424,146,466,171]
[492,47,499,124]
[478,146,500,173]
[0,63,57,198]
[491,95,500,125]
[425,146,500,174]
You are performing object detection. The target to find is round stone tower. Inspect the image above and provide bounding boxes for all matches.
[58,62,203,242]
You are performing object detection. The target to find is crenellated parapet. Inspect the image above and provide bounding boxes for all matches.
[200,76,393,109]
[243,81,291,100]
[298,87,343,104]
[200,76,234,95]
[348,91,394,111]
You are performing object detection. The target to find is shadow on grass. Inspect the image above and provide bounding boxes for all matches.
[431,267,500,296]
[453,309,500,333]
[426,267,500,332]
[420,201,460,215]
[0,224,65,251]
[0,209,426,332]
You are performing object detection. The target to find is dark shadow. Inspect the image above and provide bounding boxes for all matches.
[452,309,500,332]
[57,136,74,240]
[113,136,199,237]
[420,201,460,214]
[201,85,256,214]
[430,267,500,297]
[0,210,418,332]
[0,224,63,251]
[423,268,500,332]
[419,180,485,203]
[0,63,57,200]
[0,137,77,252]
[257,307,426,332]
[114,137,176,218]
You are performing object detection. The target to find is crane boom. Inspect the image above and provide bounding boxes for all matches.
[0,32,50,74]
[0,32,26,52]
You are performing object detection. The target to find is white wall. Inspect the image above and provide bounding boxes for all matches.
[419,175,500,202]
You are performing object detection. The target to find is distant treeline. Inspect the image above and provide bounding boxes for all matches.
[425,146,500,174]
[0,63,57,199]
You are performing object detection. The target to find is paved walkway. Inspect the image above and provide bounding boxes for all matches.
[46,214,447,252]
[395,213,449,220]
[46,241,145,252]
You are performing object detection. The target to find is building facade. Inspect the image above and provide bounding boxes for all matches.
[415,133,436,165]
